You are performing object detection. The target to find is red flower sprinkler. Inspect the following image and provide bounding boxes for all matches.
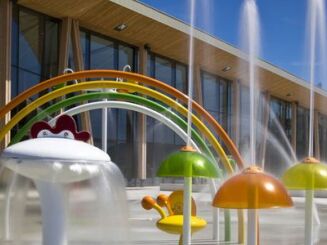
[141,191,204,244]
[0,115,116,245]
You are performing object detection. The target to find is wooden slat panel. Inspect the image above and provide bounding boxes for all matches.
[71,20,83,71]
[71,19,93,144]
[194,64,203,105]
[18,0,103,18]
[0,0,12,149]
[58,17,72,74]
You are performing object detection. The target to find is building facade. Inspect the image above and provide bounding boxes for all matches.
[1,0,327,185]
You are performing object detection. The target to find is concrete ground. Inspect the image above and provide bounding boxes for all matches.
[1,186,327,244]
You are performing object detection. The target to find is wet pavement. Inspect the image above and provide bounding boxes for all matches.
[1,187,327,244]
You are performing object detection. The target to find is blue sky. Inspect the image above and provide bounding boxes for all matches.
[139,0,321,84]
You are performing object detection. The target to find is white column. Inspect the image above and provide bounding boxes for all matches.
[247,209,258,245]
[305,190,314,245]
[35,181,67,245]
[183,177,192,245]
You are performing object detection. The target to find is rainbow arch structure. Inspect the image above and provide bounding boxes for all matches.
[0,70,245,243]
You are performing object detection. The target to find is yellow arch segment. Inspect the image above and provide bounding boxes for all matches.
[0,81,233,174]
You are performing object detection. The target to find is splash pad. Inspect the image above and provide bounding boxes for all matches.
[0,69,320,244]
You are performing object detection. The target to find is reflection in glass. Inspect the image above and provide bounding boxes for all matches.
[80,30,136,183]
[11,7,59,96]
[319,114,327,161]
[296,106,309,160]
[265,98,293,176]
[146,53,188,184]
[90,35,114,69]
[175,64,187,93]
[155,56,173,85]
[201,71,232,133]
[19,11,41,74]
[119,45,134,70]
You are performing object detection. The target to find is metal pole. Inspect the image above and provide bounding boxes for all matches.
[101,90,108,153]
[183,176,192,245]
[35,181,67,245]
[247,209,257,245]
[305,190,314,245]
[209,178,220,241]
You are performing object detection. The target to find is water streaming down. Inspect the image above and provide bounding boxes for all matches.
[0,168,31,242]
[241,0,260,165]
[266,108,297,163]
[307,0,327,157]
[186,0,195,147]
[241,121,295,175]
[0,137,130,244]
[264,96,297,170]
[239,93,298,171]
[181,1,196,244]
[240,1,261,245]
[84,162,130,244]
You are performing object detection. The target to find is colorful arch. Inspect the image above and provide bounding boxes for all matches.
[0,81,233,173]
[0,70,244,169]
[10,92,215,162]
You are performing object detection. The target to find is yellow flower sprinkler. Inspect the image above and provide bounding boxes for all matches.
[141,191,206,244]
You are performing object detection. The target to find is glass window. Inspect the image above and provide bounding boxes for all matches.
[80,29,137,183]
[201,71,232,133]
[81,30,135,71]
[118,44,134,70]
[264,97,293,176]
[297,106,310,160]
[11,7,59,97]
[146,54,188,147]
[239,85,250,153]
[269,98,292,141]
[319,113,327,161]
[154,56,173,85]
[146,53,188,184]
[18,11,41,75]
[148,52,187,93]
[90,35,115,69]
[11,6,59,136]
[202,73,218,113]
[80,31,89,69]
[43,21,58,79]
[175,64,187,92]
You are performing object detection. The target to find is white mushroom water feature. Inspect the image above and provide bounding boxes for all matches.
[0,115,129,245]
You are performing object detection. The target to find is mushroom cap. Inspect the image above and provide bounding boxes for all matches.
[213,165,293,209]
[0,138,110,183]
[156,146,221,178]
[282,157,327,190]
